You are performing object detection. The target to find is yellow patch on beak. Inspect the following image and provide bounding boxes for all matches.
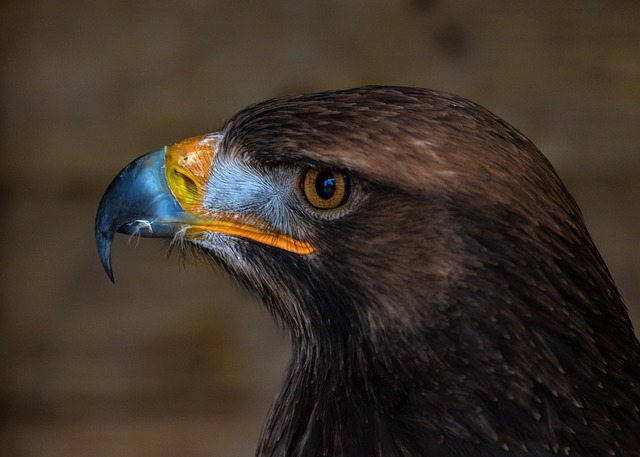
[165,134,315,255]
[165,134,218,212]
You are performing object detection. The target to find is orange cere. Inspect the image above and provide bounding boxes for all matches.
[165,134,219,213]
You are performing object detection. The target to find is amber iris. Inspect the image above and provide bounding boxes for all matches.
[302,167,350,209]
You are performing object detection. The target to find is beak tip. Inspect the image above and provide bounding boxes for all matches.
[96,228,116,283]
[105,264,115,284]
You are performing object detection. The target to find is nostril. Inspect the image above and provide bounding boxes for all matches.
[168,167,199,207]
[177,169,198,195]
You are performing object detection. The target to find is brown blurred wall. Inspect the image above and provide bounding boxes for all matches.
[1,1,639,456]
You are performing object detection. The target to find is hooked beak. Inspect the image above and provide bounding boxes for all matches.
[95,148,188,282]
[96,134,314,282]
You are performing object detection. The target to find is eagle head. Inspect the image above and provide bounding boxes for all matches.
[96,86,640,457]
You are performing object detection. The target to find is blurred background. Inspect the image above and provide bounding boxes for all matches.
[1,1,639,456]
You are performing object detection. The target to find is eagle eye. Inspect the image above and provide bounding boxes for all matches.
[299,167,353,211]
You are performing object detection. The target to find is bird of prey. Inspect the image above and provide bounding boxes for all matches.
[96,86,640,456]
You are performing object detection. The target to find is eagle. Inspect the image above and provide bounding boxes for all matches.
[96,86,640,456]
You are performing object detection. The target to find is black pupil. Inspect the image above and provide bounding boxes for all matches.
[315,172,337,200]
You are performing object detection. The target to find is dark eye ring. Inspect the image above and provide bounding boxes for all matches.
[299,167,353,210]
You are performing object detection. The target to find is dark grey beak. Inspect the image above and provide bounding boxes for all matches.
[95,148,187,282]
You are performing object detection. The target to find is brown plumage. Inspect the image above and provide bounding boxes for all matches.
[96,86,640,456]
